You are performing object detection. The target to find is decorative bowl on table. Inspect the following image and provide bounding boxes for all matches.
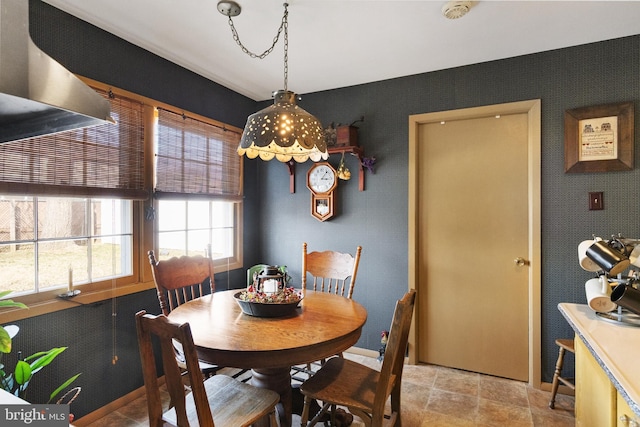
[234,287,303,318]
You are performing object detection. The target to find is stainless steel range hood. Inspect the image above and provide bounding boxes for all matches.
[0,0,113,144]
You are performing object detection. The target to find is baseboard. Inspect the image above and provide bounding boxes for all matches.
[344,346,378,359]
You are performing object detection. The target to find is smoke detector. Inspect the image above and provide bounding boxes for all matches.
[442,1,472,19]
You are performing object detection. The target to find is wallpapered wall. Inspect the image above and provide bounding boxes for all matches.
[17,0,640,419]
[256,34,640,384]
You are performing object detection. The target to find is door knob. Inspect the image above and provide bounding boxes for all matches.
[514,257,529,267]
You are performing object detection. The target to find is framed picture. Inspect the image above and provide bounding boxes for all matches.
[564,102,634,173]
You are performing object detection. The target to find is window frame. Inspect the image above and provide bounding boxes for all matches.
[0,77,244,321]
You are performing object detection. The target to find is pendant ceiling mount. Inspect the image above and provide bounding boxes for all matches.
[217,0,241,17]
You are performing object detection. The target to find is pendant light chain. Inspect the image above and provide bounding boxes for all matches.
[283,10,288,91]
[226,3,289,90]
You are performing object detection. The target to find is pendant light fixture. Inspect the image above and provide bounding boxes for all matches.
[218,1,328,163]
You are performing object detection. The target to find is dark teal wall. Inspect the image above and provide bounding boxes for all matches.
[18,0,640,419]
[248,35,640,385]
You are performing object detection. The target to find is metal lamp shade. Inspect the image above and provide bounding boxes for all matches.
[237,90,328,163]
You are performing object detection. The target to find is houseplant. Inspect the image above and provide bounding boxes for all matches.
[0,290,81,403]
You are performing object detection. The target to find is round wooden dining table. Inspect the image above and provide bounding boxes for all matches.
[167,289,368,427]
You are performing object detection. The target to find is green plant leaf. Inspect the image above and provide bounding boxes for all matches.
[14,360,32,386]
[48,373,81,403]
[26,347,67,373]
[0,292,28,310]
[0,327,11,354]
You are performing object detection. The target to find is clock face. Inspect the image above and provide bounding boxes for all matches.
[308,164,336,194]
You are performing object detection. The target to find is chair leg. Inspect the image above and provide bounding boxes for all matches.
[301,395,311,427]
[303,400,332,427]
[549,346,566,409]
[329,404,337,426]
[268,409,278,427]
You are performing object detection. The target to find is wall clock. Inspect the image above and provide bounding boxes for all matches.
[306,162,337,221]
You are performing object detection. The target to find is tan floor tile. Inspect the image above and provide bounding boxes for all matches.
[531,410,576,427]
[476,399,533,426]
[479,374,529,407]
[402,363,438,387]
[401,379,432,409]
[427,388,478,421]
[433,367,480,397]
[418,409,478,426]
[84,411,144,427]
[116,397,150,423]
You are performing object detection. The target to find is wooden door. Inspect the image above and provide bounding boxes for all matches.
[408,101,541,383]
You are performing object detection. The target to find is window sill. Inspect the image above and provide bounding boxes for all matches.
[0,281,156,324]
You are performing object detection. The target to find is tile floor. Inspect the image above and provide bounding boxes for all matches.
[83,353,575,427]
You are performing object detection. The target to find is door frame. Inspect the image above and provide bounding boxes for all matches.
[407,99,542,388]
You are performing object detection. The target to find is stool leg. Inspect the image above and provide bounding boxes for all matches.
[549,346,566,409]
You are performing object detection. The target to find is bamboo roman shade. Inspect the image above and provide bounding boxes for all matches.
[155,109,242,200]
[0,89,146,199]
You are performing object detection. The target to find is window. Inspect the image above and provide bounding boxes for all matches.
[0,78,244,306]
[157,200,236,261]
[153,109,242,269]
[0,196,132,295]
[0,87,144,301]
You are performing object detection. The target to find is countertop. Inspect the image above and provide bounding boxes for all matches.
[558,303,640,417]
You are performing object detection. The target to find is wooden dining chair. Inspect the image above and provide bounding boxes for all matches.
[292,243,363,382]
[302,242,362,298]
[148,250,249,381]
[299,290,416,427]
[148,250,215,317]
[135,310,279,427]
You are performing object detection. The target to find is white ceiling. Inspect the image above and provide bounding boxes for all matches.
[42,0,640,101]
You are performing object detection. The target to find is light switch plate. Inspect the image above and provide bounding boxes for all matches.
[589,192,604,210]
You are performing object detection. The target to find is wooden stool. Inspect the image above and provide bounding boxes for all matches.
[549,338,575,409]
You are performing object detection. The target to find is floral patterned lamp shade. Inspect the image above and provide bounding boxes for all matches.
[237,90,328,163]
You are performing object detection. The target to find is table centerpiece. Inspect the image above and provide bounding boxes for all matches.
[234,284,303,317]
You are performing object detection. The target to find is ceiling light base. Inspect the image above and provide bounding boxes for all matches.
[217,0,241,17]
[442,1,471,20]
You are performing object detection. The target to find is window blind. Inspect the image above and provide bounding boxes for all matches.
[155,109,242,200]
[0,89,147,199]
